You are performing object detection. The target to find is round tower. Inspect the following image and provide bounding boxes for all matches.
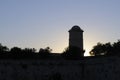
[69,25,84,51]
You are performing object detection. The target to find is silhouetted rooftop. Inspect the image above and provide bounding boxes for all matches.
[69,25,84,32]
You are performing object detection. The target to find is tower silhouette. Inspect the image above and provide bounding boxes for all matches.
[69,25,84,51]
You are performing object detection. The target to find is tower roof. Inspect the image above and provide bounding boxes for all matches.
[69,25,84,32]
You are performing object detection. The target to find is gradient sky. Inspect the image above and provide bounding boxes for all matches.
[0,0,120,56]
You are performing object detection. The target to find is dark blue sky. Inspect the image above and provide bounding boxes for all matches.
[0,0,120,56]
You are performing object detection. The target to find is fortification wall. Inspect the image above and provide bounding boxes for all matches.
[83,56,120,80]
[0,60,83,80]
[0,56,119,80]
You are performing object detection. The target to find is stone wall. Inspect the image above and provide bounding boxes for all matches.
[0,56,119,80]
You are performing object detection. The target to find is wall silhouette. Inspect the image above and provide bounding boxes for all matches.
[0,56,119,80]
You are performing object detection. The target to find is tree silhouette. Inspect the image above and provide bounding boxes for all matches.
[90,43,106,56]
[112,40,120,55]
[39,47,52,53]
[10,47,22,54]
[10,47,22,58]
[22,48,36,54]
[38,47,52,59]
[0,43,55,59]
[90,40,120,56]
[103,42,113,55]
[0,43,9,53]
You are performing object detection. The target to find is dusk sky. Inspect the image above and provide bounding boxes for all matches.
[0,0,120,56]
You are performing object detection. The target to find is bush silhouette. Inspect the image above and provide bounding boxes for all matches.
[62,46,85,59]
